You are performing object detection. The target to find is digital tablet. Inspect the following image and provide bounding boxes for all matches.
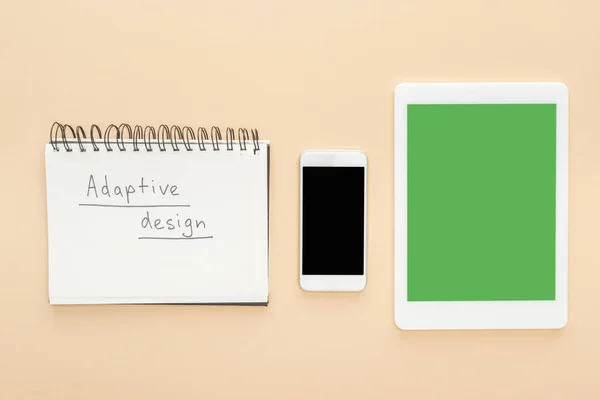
[394,82,568,330]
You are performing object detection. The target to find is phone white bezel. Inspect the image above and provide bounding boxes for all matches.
[394,82,568,330]
[300,150,367,292]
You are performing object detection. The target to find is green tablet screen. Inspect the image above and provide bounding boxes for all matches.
[407,104,556,301]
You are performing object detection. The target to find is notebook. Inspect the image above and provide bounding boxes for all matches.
[45,123,270,305]
[394,83,568,330]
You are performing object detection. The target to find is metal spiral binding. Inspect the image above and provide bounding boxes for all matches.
[49,122,261,154]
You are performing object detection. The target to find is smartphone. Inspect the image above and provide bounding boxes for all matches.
[300,150,367,292]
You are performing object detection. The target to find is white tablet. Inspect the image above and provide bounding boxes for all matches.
[394,82,568,330]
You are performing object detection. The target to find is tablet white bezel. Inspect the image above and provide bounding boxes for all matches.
[394,82,568,330]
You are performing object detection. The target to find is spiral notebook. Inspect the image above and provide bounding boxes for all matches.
[45,123,270,305]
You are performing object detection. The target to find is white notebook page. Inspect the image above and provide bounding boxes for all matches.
[45,141,269,304]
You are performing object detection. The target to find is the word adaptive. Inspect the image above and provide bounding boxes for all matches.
[86,175,180,204]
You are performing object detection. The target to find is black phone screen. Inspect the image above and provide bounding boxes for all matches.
[302,166,365,275]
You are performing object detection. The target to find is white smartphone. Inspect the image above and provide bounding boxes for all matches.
[300,150,367,292]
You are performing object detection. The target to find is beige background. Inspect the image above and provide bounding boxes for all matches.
[1,0,599,398]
